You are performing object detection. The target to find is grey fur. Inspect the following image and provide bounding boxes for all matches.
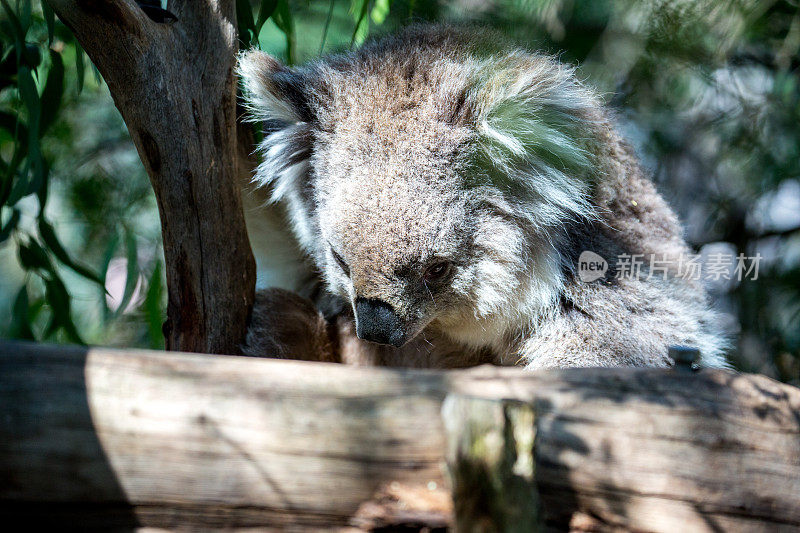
[238,25,728,369]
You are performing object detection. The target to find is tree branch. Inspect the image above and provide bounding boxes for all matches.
[46,0,256,354]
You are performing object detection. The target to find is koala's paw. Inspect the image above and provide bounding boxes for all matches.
[243,288,338,362]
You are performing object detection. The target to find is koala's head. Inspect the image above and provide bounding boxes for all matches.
[239,26,603,348]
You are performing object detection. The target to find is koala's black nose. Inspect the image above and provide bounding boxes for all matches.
[354,297,406,347]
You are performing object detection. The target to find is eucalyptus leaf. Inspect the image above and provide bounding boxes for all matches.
[0,0,24,45]
[100,231,120,319]
[44,275,84,344]
[40,50,64,135]
[17,64,44,197]
[236,0,256,45]
[256,0,278,37]
[370,0,391,25]
[113,228,139,317]
[17,65,40,133]
[10,284,35,340]
[19,0,31,34]
[18,239,53,273]
[272,0,295,65]
[0,114,25,205]
[38,217,104,285]
[0,111,27,146]
[75,42,85,94]
[0,207,20,243]
[25,149,46,198]
[350,0,370,47]
[42,1,55,45]
[320,0,335,54]
[21,43,40,69]
[5,166,30,205]
[34,158,49,207]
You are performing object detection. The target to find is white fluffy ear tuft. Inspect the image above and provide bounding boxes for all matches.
[237,50,303,124]
[468,53,603,229]
[239,52,317,252]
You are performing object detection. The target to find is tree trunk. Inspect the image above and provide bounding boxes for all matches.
[2,341,799,531]
[46,0,256,354]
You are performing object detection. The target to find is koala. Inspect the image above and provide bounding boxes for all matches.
[237,24,728,369]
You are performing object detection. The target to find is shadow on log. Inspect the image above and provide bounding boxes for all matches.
[1,340,799,531]
[0,344,140,530]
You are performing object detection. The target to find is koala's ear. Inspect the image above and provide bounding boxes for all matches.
[238,50,313,124]
[238,51,316,249]
[469,55,603,227]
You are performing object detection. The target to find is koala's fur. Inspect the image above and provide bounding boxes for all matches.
[238,25,728,369]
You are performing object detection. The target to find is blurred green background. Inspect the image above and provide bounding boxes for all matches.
[1,0,798,384]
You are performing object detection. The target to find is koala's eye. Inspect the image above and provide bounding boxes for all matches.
[331,246,350,276]
[423,260,452,283]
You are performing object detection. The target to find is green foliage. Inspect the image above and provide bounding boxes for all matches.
[0,1,166,346]
[238,0,296,63]
[350,0,371,45]
[1,0,92,343]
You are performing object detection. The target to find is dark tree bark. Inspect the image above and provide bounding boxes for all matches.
[46,0,256,354]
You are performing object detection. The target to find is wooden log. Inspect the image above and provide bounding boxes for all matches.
[443,396,543,532]
[1,341,799,531]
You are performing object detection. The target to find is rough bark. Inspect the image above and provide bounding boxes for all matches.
[45,0,256,354]
[443,396,543,532]
[2,341,800,531]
